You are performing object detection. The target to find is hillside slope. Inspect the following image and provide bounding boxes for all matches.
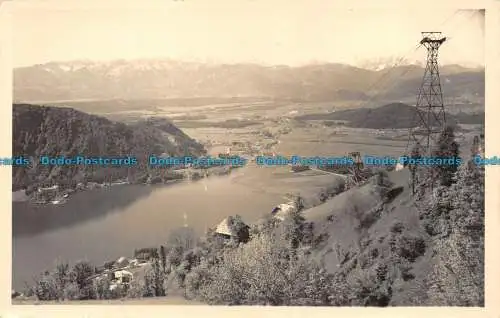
[305,170,428,304]
[303,133,484,306]
[12,104,205,191]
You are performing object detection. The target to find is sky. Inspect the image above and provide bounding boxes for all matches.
[9,3,485,68]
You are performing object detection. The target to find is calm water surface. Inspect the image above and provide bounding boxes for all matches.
[12,168,283,289]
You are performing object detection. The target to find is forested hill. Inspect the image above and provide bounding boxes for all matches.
[12,104,206,191]
[296,103,485,129]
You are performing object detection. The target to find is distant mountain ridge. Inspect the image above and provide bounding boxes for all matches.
[356,56,483,72]
[357,57,424,71]
[13,59,484,103]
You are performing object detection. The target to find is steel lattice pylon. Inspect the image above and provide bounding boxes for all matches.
[408,32,447,155]
[407,32,447,194]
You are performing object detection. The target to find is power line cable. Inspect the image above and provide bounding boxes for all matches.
[403,9,479,156]
[359,10,462,108]
[311,10,469,171]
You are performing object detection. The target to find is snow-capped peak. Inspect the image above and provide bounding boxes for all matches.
[356,57,424,71]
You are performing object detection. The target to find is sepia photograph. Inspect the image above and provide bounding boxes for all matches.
[7,1,487,307]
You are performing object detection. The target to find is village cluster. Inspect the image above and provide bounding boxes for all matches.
[85,199,299,292]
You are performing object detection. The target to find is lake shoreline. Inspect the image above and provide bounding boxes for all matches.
[13,164,241,207]
[12,157,345,291]
[12,169,350,299]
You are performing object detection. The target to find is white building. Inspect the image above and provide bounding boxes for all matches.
[109,270,133,291]
[37,185,59,193]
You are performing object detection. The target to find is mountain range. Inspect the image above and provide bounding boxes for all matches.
[13,59,484,103]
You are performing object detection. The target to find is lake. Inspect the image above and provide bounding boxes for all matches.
[12,165,341,290]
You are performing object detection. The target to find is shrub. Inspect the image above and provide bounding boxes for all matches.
[318,181,346,202]
[390,222,405,234]
[126,271,157,299]
[393,235,426,262]
[94,277,113,300]
[71,260,96,300]
[370,169,393,198]
[111,284,128,299]
[347,265,392,306]
[358,204,384,230]
[186,233,347,306]
[252,214,279,236]
[63,282,80,300]
[184,263,212,300]
[34,272,58,301]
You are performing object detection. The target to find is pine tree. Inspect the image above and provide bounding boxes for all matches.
[471,135,480,157]
[409,142,423,195]
[160,245,167,274]
[151,251,166,297]
[281,209,307,249]
[71,260,96,300]
[293,195,305,212]
[431,126,460,187]
[53,261,70,300]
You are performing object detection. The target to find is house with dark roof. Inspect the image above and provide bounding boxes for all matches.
[214,216,250,243]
